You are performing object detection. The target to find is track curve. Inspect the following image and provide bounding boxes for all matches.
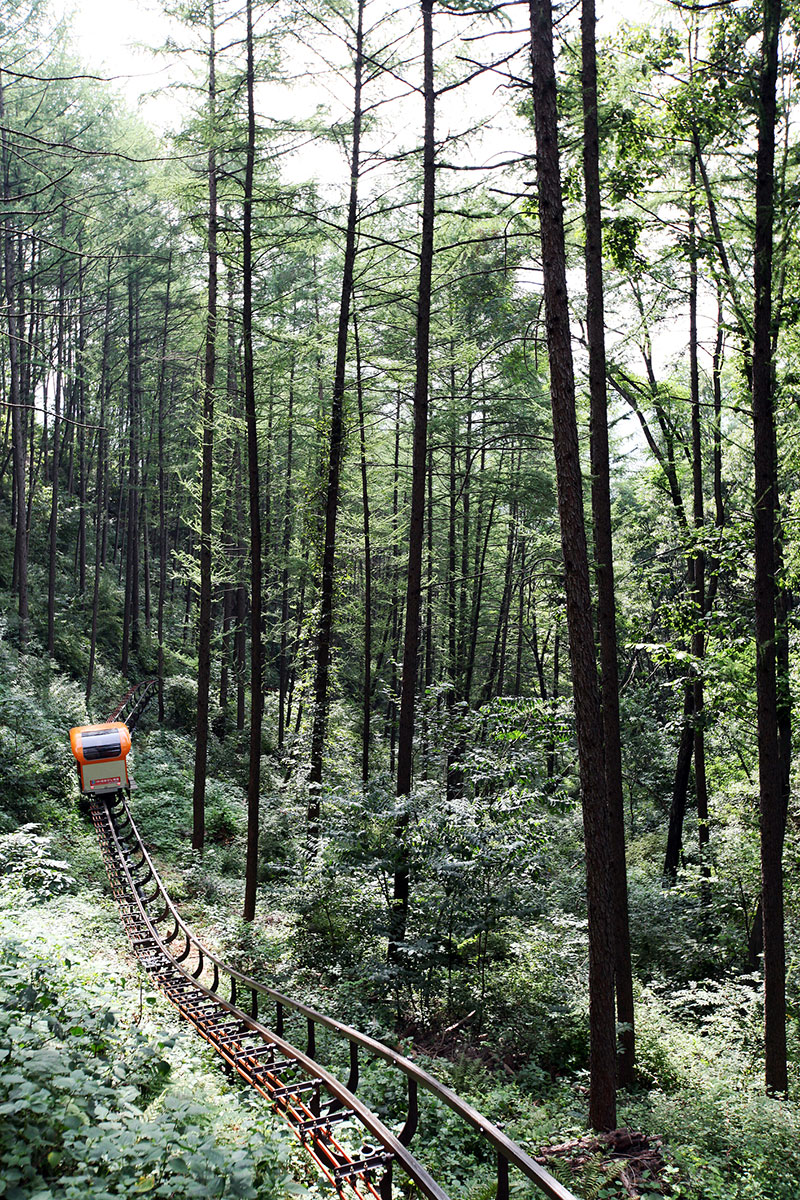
[89,789,577,1200]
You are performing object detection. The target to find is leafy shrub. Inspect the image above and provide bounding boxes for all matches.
[0,635,85,828]
[162,676,198,733]
[0,825,74,897]
[626,865,722,984]
[484,916,591,1075]
[257,797,295,881]
[205,780,244,845]
[0,883,296,1200]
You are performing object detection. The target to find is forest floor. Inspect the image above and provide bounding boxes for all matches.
[0,824,308,1200]
[1,642,799,1200]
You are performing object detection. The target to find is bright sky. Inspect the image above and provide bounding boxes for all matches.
[54,0,184,129]
[54,0,666,137]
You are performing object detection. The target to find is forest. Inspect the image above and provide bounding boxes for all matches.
[0,0,798,1195]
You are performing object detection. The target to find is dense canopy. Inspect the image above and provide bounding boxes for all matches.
[0,0,798,1196]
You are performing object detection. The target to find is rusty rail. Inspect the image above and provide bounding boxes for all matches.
[89,789,577,1200]
[105,678,158,730]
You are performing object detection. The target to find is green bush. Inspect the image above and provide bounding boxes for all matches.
[205,780,245,845]
[0,825,74,897]
[162,676,198,733]
[0,632,85,829]
[0,880,297,1200]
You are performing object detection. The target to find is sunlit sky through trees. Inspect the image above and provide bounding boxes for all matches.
[55,0,663,147]
[50,0,698,406]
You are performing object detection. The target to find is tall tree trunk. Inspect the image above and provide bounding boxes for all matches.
[123,278,142,673]
[158,252,173,724]
[752,0,786,1095]
[122,279,136,677]
[236,581,247,730]
[48,216,66,655]
[663,685,694,881]
[0,70,27,644]
[142,494,152,632]
[688,157,710,865]
[530,0,616,1130]
[458,407,472,693]
[388,389,402,773]
[219,270,238,733]
[464,460,500,703]
[263,381,273,675]
[193,0,218,854]
[514,540,526,695]
[278,362,295,750]
[582,0,635,1086]
[483,498,517,702]
[242,0,263,922]
[447,396,458,690]
[393,0,436,954]
[355,310,372,783]
[87,275,113,704]
[545,628,560,782]
[425,441,434,693]
[307,0,365,846]
[76,250,87,597]
[234,401,247,734]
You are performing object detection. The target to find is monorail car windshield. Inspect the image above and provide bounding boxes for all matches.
[80,729,123,761]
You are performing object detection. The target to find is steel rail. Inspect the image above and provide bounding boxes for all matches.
[91,795,439,1200]
[92,790,577,1200]
[106,678,158,728]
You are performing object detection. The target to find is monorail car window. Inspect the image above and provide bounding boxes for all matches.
[81,730,122,760]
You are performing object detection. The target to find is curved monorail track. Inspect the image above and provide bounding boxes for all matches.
[89,787,577,1200]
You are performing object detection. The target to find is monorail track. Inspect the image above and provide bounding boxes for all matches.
[89,788,577,1200]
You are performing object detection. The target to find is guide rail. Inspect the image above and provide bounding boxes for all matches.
[89,789,576,1200]
[106,678,158,730]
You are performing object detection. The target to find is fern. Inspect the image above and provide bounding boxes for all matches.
[579,1153,629,1200]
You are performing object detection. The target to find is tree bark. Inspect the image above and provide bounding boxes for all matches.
[530,0,617,1130]
[582,0,635,1086]
[122,274,140,678]
[48,214,66,655]
[87,273,113,705]
[278,361,295,750]
[76,250,87,598]
[392,0,436,956]
[388,389,402,774]
[193,0,219,854]
[688,157,710,865]
[355,310,372,783]
[483,485,517,703]
[307,0,365,846]
[0,69,27,644]
[242,0,263,923]
[752,0,786,1095]
[663,684,694,881]
[157,251,173,724]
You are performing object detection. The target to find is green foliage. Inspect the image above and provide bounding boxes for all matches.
[0,629,86,829]
[0,879,296,1200]
[0,825,74,897]
[602,215,643,271]
[162,677,199,734]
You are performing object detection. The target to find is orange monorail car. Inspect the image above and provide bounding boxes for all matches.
[69,722,132,795]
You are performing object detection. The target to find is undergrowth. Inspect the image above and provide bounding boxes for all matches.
[0,836,299,1200]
